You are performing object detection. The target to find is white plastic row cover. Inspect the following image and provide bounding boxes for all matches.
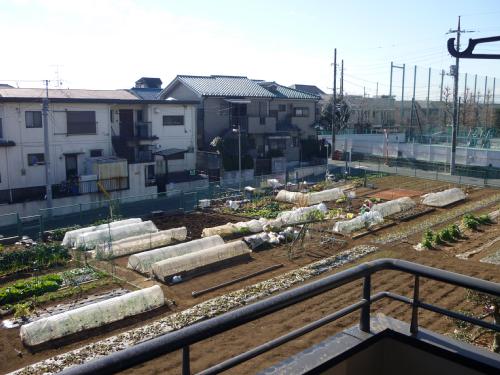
[94,227,187,259]
[127,235,224,275]
[201,218,268,238]
[151,241,251,281]
[61,218,142,247]
[20,285,165,347]
[371,197,416,218]
[275,187,344,205]
[75,221,158,250]
[421,188,466,207]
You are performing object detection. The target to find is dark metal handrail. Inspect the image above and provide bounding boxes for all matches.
[61,258,500,375]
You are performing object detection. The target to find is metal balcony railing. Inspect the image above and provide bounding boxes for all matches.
[52,177,129,198]
[61,258,500,375]
[135,122,154,139]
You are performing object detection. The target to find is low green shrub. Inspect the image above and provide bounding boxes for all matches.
[305,210,326,222]
[422,229,434,243]
[477,214,492,225]
[50,225,80,241]
[439,227,454,242]
[462,214,480,230]
[449,224,461,239]
[421,238,433,249]
[0,243,70,276]
[0,274,63,305]
[433,232,444,245]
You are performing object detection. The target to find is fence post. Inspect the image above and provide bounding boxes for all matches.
[16,213,22,237]
[39,214,44,240]
[410,275,420,335]
[360,275,371,332]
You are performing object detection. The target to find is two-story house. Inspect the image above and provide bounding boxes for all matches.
[0,82,198,212]
[160,75,320,176]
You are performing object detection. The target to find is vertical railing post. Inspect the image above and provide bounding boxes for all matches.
[182,346,191,375]
[360,274,371,332]
[410,275,420,335]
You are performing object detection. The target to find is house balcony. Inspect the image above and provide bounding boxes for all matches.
[112,122,158,146]
[248,116,277,134]
[52,177,129,198]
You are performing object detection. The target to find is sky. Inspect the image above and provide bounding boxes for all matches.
[1,0,500,100]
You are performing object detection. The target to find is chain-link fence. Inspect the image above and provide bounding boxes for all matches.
[0,165,331,239]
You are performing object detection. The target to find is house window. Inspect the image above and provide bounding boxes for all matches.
[25,111,42,128]
[137,110,143,122]
[163,115,184,126]
[27,153,45,166]
[67,111,96,135]
[260,116,266,125]
[90,149,102,157]
[293,107,309,117]
[145,164,155,186]
[278,104,286,112]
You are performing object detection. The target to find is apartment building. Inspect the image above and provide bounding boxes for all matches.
[0,80,199,210]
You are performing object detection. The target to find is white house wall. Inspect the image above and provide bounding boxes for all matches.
[0,102,113,190]
[149,104,196,172]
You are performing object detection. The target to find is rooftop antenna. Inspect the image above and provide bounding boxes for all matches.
[50,65,63,88]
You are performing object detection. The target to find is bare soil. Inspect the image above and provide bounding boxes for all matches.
[152,211,245,239]
[2,176,500,374]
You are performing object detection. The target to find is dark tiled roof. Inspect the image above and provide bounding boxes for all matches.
[176,75,275,97]
[290,84,326,96]
[258,82,320,100]
[129,88,162,100]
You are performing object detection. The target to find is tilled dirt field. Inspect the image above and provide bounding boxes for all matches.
[2,176,500,374]
[152,211,245,239]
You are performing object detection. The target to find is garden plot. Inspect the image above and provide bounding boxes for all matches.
[4,175,500,374]
[3,288,129,328]
[10,245,377,375]
[369,188,423,200]
[20,285,165,347]
[152,211,244,239]
[93,227,187,259]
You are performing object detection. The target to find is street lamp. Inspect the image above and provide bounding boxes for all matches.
[232,124,242,192]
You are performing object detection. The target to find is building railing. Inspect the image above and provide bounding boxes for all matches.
[135,122,155,139]
[52,177,129,198]
[60,258,500,375]
[136,150,154,163]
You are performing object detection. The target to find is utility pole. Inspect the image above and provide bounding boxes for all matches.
[376,82,379,97]
[440,69,445,102]
[331,48,337,160]
[340,59,344,97]
[238,123,242,192]
[410,65,417,137]
[447,16,474,174]
[389,62,393,97]
[42,80,53,208]
[426,67,431,126]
